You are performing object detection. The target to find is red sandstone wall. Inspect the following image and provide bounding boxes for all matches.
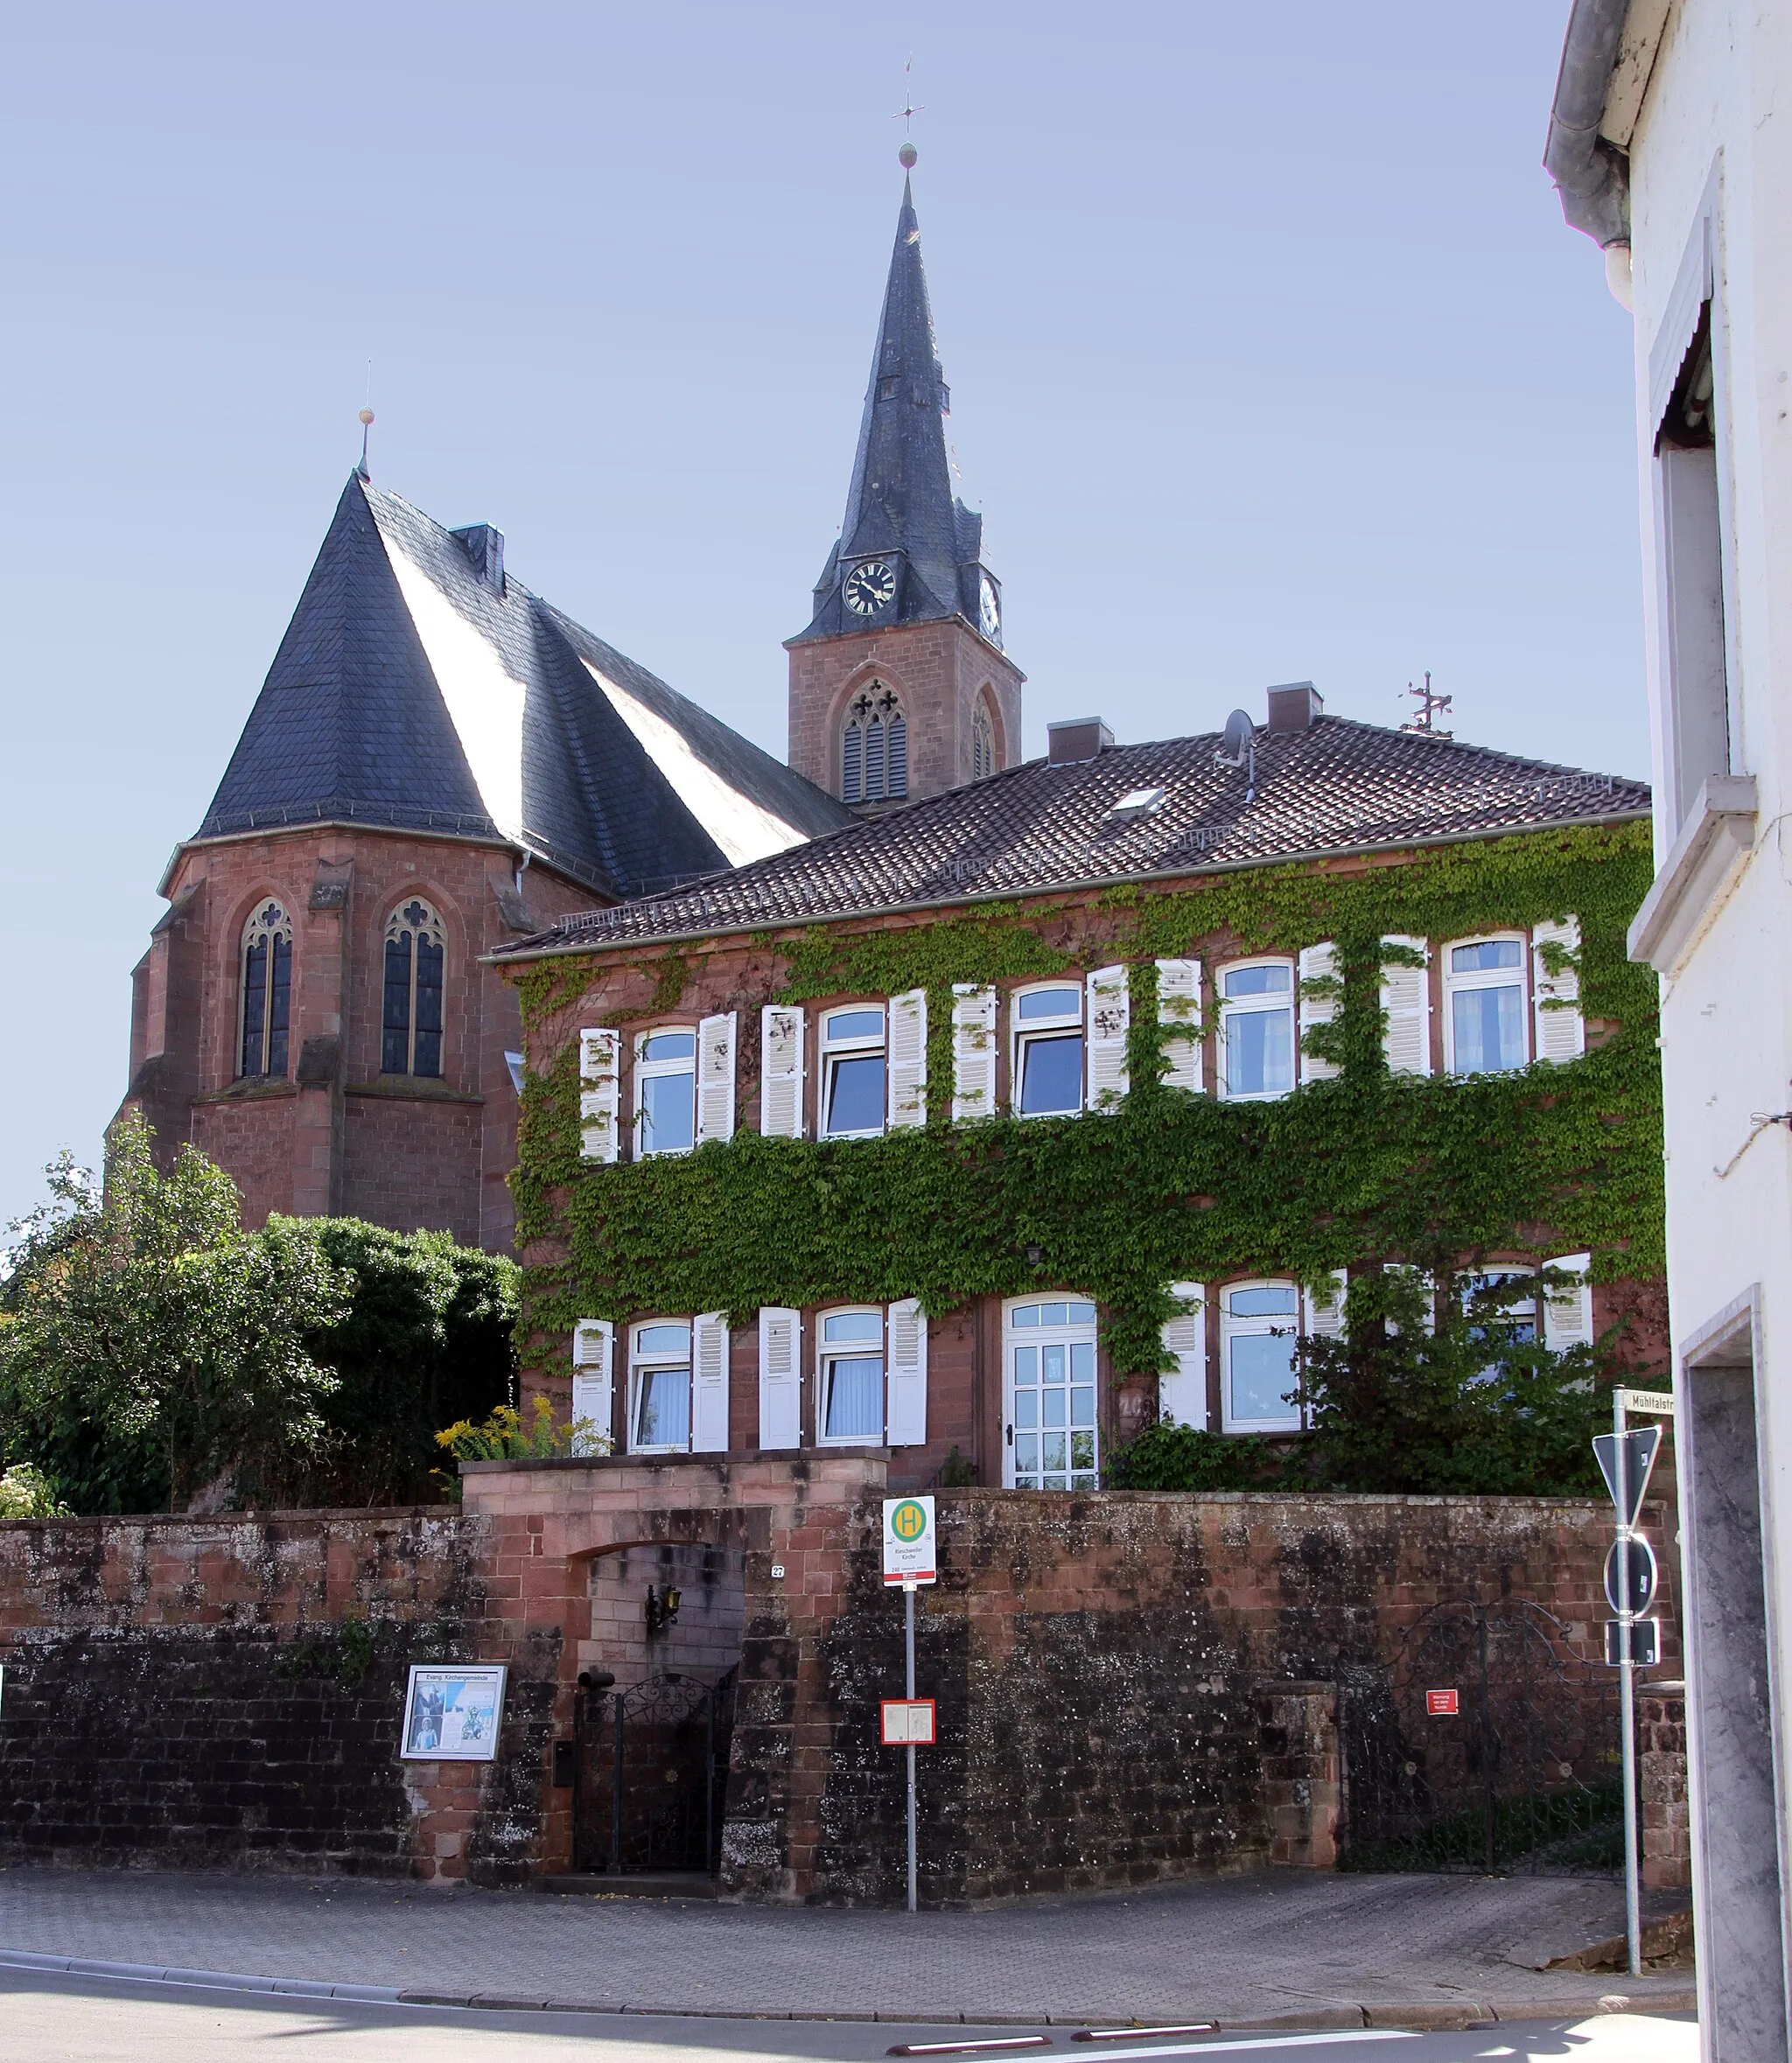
[122,826,603,1251]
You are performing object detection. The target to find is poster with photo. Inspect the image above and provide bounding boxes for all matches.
[400,1663,507,1761]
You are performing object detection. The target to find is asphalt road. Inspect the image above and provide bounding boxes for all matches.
[0,1971,1698,2063]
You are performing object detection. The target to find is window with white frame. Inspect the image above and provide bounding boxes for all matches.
[629,1320,693,1451]
[1461,1269,1538,1363]
[1444,936,1528,1075]
[1012,983,1084,1116]
[816,1308,886,1443]
[1218,960,1295,1101]
[634,1028,696,1156]
[1004,1297,1099,1490]
[820,1006,886,1137]
[1220,1280,1302,1432]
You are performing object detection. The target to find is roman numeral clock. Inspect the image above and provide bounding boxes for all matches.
[844,559,897,617]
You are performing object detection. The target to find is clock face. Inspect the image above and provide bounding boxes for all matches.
[844,559,897,617]
[977,572,1001,640]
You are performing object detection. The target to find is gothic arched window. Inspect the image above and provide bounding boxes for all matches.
[972,699,996,782]
[240,900,293,1080]
[382,899,446,1078]
[842,685,907,805]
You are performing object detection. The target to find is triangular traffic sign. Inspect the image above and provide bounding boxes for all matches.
[1593,1424,1662,1526]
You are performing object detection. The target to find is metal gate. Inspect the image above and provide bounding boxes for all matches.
[1340,1599,1624,1875]
[574,1668,737,1875]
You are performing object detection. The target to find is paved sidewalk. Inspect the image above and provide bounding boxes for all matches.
[0,1866,1693,2027]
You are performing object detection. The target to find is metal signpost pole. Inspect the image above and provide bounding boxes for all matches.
[1614,1389,1640,1980]
[905,1577,918,1915]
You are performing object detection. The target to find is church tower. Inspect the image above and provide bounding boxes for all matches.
[787,165,1024,811]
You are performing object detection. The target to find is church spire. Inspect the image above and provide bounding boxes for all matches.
[792,167,1000,651]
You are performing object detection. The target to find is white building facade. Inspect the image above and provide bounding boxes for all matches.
[1549,3,1792,2053]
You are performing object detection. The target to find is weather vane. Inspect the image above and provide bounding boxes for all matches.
[1399,671,1453,738]
[357,361,374,480]
[893,53,922,169]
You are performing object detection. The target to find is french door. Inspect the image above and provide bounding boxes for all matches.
[1004,1297,1100,1491]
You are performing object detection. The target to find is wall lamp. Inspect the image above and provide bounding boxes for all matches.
[645,1584,682,1634]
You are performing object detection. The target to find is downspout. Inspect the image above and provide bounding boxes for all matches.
[1544,0,1634,305]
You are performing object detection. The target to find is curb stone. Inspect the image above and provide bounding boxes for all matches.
[0,1950,1697,2032]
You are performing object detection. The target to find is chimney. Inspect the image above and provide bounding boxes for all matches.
[1047,717,1115,766]
[1266,681,1323,734]
[452,523,506,595]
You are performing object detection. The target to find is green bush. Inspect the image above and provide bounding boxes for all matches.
[1103,1420,1278,1491]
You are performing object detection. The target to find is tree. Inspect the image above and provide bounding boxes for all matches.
[0,1116,350,1510]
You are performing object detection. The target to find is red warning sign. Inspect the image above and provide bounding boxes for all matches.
[1425,1689,1460,1717]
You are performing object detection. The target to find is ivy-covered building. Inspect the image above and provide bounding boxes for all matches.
[497,682,1662,1491]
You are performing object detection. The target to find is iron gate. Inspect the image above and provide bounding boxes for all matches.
[1340,1599,1625,1875]
[574,1668,737,1875]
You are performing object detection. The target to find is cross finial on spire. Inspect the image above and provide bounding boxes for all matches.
[893,52,921,168]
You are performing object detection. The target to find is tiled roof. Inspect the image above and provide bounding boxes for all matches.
[495,716,1651,959]
[192,474,852,896]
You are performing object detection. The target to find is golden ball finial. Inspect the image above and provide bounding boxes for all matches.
[358,407,374,426]
[898,141,917,170]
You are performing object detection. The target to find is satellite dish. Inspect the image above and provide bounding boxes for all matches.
[1214,708,1257,804]
[1215,709,1255,769]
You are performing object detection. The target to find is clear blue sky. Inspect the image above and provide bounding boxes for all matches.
[0,2,1636,1227]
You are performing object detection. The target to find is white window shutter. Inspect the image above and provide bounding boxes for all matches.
[1298,941,1340,1083]
[578,1028,620,1163]
[1380,936,1433,1077]
[886,1297,928,1445]
[1303,1270,1349,1340]
[570,1320,613,1454]
[951,983,998,1121]
[1156,959,1202,1093]
[887,989,928,1129]
[696,1012,737,1143]
[691,1311,730,1452]
[757,1307,801,1450]
[1085,965,1130,1108]
[1158,1283,1208,1429]
[1542,1252,1594,1350]
[1532,918,1586,1064]
[1384,1264,1436,1337]
[760,1005,805,1139]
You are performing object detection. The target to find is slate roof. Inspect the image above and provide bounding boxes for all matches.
[791,178,996,647]
[192,473,852,897]
[495,716,1651,959]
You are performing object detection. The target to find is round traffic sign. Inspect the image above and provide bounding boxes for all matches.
[890,1499,929,1543]
[1604,1535,1657,1617]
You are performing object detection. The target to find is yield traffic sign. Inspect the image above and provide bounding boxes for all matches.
[1592,1424,1662,1526]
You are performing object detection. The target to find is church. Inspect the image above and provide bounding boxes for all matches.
[117,170,1026,1252]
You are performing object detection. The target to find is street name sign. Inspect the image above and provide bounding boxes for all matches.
[1592,1424,1662,1526]
[1616,1388,1676,1416]
[883,1496,937,1585]
[881,1698,937,1745]
[1604,1535,1658,1618]
[1605,1618,1661,1668]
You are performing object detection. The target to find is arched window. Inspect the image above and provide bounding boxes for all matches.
[382,899,445,1077]
[842,684,907,805]
[239,900,293,1079]
[972,699,996,781]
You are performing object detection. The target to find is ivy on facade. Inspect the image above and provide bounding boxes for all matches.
[509,822,1660,1381]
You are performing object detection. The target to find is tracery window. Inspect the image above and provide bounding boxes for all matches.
[842,684,907,804]
[972,699,996,781]
[239,900,293,1080]
[382,899,445,1077]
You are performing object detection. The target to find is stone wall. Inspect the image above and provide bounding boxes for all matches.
[0,1471,1684,1902]
[0,1510,557,1884]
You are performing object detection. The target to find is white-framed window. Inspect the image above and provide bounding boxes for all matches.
[1444,936,1529,1075]
[629,1320,694,1452]
[816,1308,887,1444]
[1003,1297,1099,1490]
[820,1005,886,1138]
[634,1027,696,1157]
[1012,983,1084,1117]
[1220,1279,1302,1432]
[1217,959,1296,1101]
